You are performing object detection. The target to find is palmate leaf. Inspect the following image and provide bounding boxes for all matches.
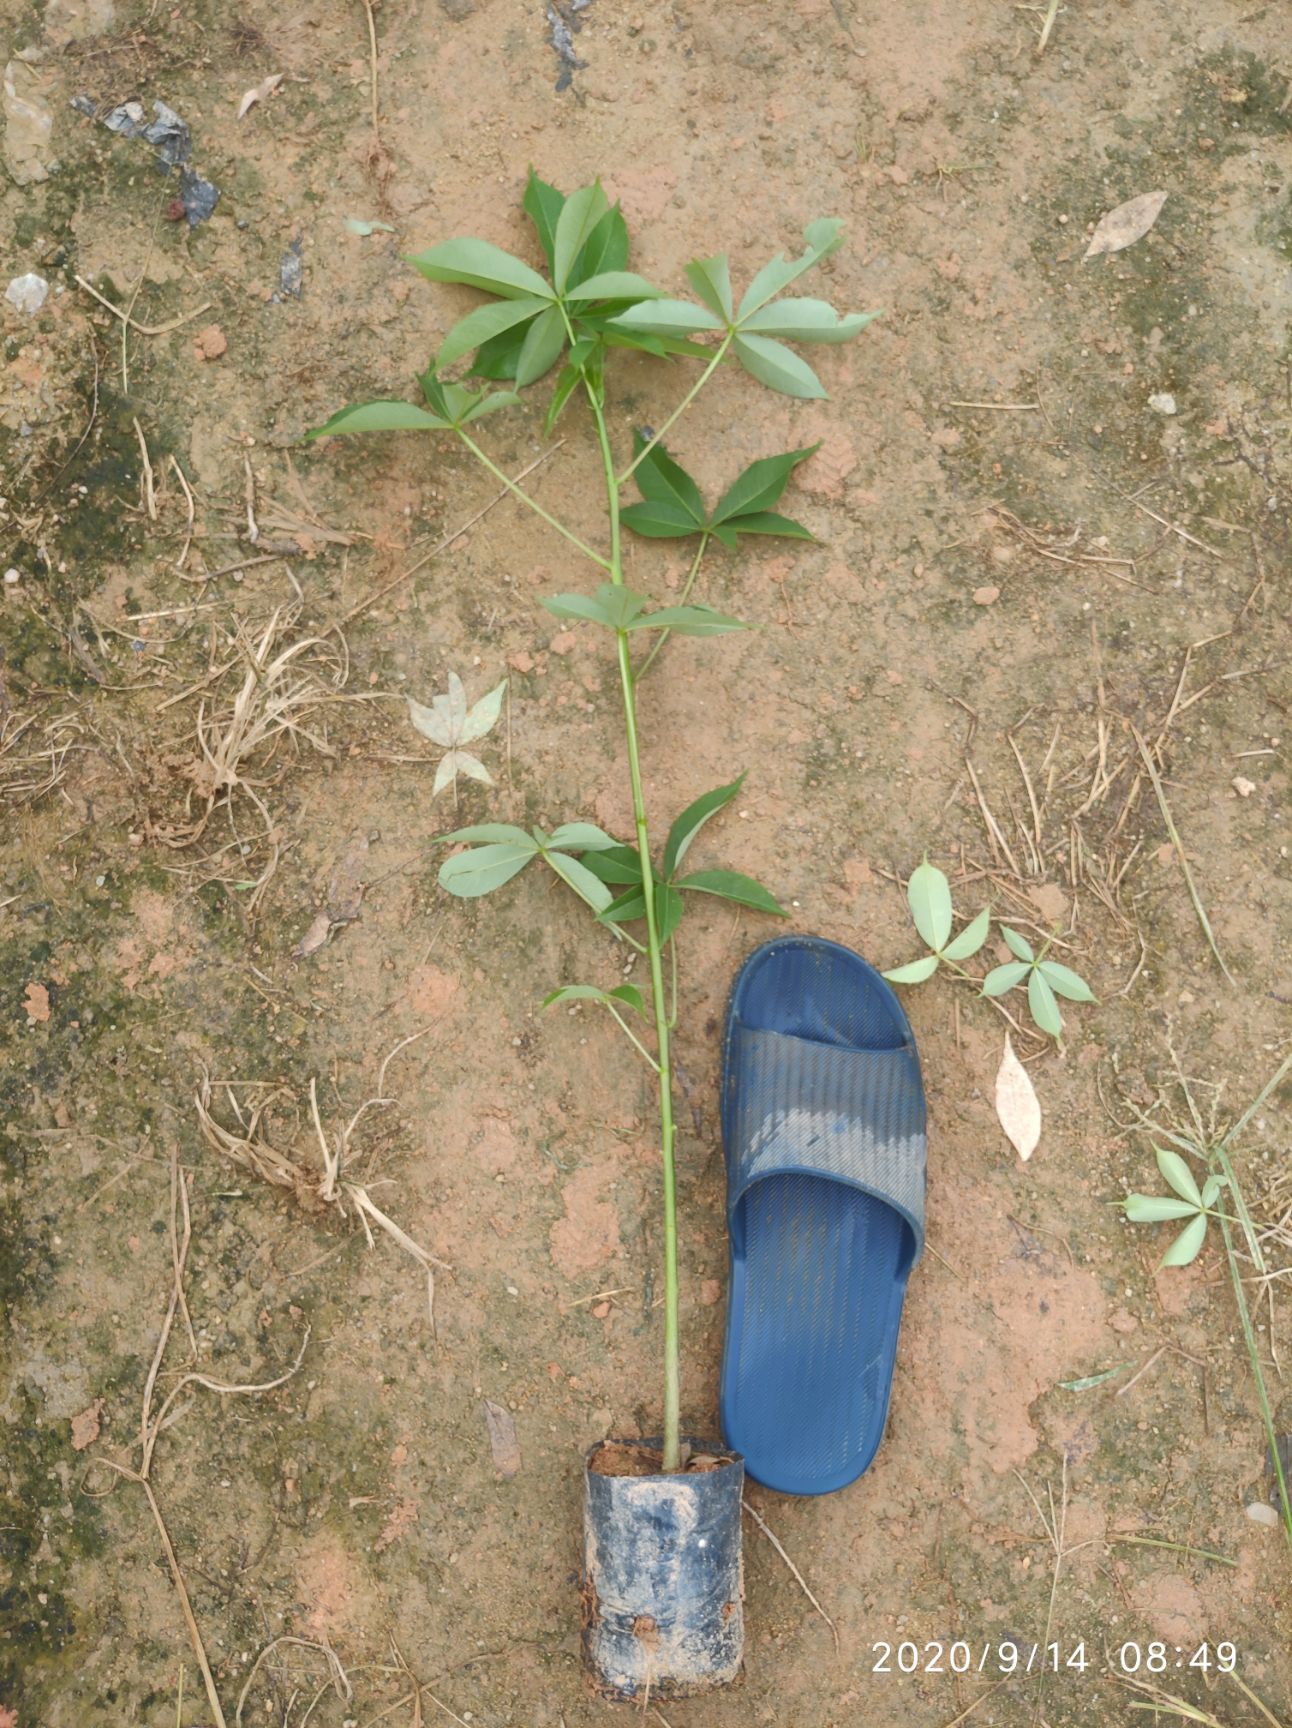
[982,960,1030,997]
[941,906,991,961]
[676,869,785,916]
[522,168,564,272]
[631,434,706,523]
[1124,1193,1202,1223]
[1028,967,1063,1038]
[438,839,537,897]
[305,400,451,439]
[711,445,818,524]
[883,953,941,984]
[732,334,826,399]
[663,775,744,878]
[1155,1146,1202,1208]
[571,203,630,282]
[579,843,643,886]
[543,982,646,1015]
[407,236,553,301]
[1161,1212,1209,1268]
[740,298,879,344]
[437,296,550,368]
[906,858,953,952]
[719,510,813,541]
[685,254,733,319]
[619,499,705,539]
[1001,926,1035,962]
[629,604,748,637]
[1036,959,1096,1002]
[544,848,612,913]
[515,304,566,387]
[737,217,845,318]
[553,182,610,291]
[608,298,725,337]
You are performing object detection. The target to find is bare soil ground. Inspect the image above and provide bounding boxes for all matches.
[2,0,1291,1723]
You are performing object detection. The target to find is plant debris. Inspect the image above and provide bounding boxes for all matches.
[237,72,283,119]
[483,1399,522,1476]
[996,1033,1041,1161]
[545,0,593,91]
[407,671,507,798]
[1084,189,1167,259]
[70,93,221,225]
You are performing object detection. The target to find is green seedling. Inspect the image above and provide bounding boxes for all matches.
[883,857,1095,1040]
[308,172,877,1472]
[407,671,506,797]
[1120,1052,1292,1562]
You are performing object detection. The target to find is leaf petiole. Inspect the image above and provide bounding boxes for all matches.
[455,429,612,570]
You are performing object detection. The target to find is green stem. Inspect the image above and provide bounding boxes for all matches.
[587,382,682,1472]
[637,531,710,680]
[615,335,733,488]
[1213,1144,1292,1556]
[607,1004,660,1072]
[456,430,611,571]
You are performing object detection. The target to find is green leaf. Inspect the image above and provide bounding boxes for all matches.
[663,775,745,879]
[544,848,613,913]
[883,954,941,984]
[982,960,1030,997]
[907,858,953,952]
[608,298,725,336]
[685,254,733,320]
[579,844,643,886]
[564,270,662,303]
[628,604,749,637]
[733,333,827,399]
[724,510,814,541]
[459,389,521,424]
[1155,1146,1203,1208]
[542,983,647,1015]
[514,304,566,388]
[542,584,646,630]
[1058,1364,1128,1392]
[547,822,619,852]
[620,500,706,539]
[1161,1212,1208,1268]
[739,298,880,343]
[676,869,786,916]
[438,823,532,844]
[1200,1174,1223,1209]
[711,445,819,524]
[469,322,532,380]
[305,400,449,439]
[572,205,630,282]
[1001,926,1035,962]
[1124,1193,1204,1223]
[942,906,991,961]
[523,169,565,271]
[631,434,706,524]
[1028,967,1064,1038]
[1036,960,1097,1003]
[600,886,647,925]
[438,841,536,898]
[553,182,610,291]
[437,296,551,367]
[543,363,585,437]
[736,217,844,318]
[656,882,685,944]
[407,237,553,301]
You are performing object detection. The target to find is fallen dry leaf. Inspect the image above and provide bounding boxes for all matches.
[70,1397,104,1451]
[1084,190,1167,259]
[293,909,332,959]
[237,72,284,119]
[23,981,50,1023]
[483,1398,521,1477]
[995,1033,1041,1161]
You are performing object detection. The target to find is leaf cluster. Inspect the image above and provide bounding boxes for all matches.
[883,858,1095,1040]
[621,436,816,548]
[1123,1147,1226,1267]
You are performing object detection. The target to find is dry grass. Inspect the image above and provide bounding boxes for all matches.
[0,708,86,806]
[195,1067,451,1328]
[152,605,350,908]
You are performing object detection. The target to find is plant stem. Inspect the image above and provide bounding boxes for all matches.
[455,430,611,571]
[607,1004,660,1072]
[587,384,682,1472]
[615,335,733,488]
[1212,1142,1292,1555]
[637,531,710,680]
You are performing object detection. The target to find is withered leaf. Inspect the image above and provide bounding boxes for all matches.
[483,1398,521,1477]
[995,1032,1041,1161]
[1084,190,1167,259]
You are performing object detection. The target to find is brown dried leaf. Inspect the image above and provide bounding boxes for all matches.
[1084,190,1167,259]
[237,72,284,120]
[483,1398,521,1477]
[70,1397,104,1451]
[995,1033,1041,1161]
[326,832,369,923]
[293,908,332,958]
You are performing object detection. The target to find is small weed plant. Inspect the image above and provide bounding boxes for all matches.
[884,857,1095,1040]
[309,173,876,1471]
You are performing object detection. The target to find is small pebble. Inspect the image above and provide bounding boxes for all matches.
[1148,391,1177,415]
[1232,776,1256,798]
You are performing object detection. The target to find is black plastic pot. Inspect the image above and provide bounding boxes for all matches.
[582,1438,744,1699]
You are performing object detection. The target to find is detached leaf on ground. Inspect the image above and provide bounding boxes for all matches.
[1084,190,1167,259]
[995,1033,1041,1161]
[408,671,507,799]
[237,72,283,120]
[483,1398,521,1477]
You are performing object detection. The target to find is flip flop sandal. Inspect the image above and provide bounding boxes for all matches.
[719,935,926,1496]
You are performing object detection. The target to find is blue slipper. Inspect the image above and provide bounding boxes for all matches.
[719,936,926,1495]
